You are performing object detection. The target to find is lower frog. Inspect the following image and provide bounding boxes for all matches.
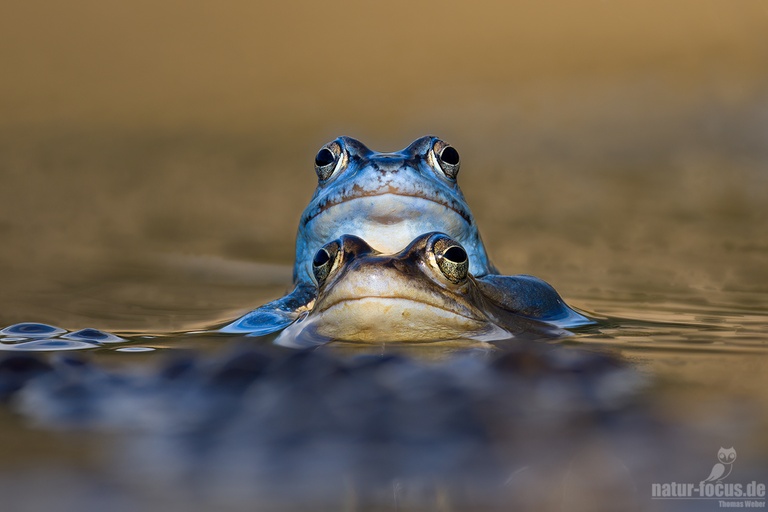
[275,232,593,346]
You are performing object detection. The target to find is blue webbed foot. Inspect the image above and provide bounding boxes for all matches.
[220,285,317,336]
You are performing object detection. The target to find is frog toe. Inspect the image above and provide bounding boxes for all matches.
[220,310,298,336]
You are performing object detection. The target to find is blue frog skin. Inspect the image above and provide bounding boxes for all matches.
[275,233,592,347]
[223,136,497,335]
[295,136,494,283]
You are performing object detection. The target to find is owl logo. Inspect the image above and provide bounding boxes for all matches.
[702,447,737,483]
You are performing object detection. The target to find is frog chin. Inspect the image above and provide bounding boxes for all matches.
[277,297,508,344]
[306,194,471,254]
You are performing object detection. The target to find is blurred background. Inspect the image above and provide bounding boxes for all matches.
[1,0,767,331]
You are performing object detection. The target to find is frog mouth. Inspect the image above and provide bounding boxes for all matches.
[302,191,472,225]
[318,296,477,318]
[302,296,498,343]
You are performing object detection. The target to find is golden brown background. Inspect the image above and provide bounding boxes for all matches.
[1,0,767,331]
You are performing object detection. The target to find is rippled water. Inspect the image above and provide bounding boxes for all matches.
[1,247,766,511]
[2,129,767,511]
[2,129,767,510]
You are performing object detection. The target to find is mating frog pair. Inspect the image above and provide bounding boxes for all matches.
[223,136,592,343]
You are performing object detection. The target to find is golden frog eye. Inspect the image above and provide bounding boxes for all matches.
[431,235,469,283]
[312,241,340,286]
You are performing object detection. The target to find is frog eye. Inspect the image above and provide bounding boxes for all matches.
[431,236,469,283]
[314,144,340,181]
[433,141,460,179]
[312,241,340,286]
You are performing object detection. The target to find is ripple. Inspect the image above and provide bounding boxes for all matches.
[0,338,96,351]
[0,323,67,338]
[62,328,124,344]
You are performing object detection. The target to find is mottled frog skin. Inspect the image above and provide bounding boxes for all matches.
[223,136,496,335]
[276,233,590,346]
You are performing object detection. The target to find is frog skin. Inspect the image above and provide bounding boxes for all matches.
[222,136,496,335]
[274,233,592,346]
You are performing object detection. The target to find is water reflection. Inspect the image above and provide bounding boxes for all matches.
[2,331,764,511]
[0,276,765,509]
[0,323,124,352]
[1,224,766,512]
[1,341,649,509]
[0,323,66,338]
[0,339,97,352]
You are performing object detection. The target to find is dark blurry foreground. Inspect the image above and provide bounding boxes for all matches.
[0,343,703,511]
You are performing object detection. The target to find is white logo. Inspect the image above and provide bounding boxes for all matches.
[651,447,766,508]
[703,447,738,483]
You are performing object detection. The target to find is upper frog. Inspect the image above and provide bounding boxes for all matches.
[223,136,495,335]
[294,136,495,285]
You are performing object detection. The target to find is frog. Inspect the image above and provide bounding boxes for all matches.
[222,136,497,335]
[274,232,592,346]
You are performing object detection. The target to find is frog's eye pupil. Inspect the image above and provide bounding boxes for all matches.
[435,143,460,179]
[313,248,331,267]
[439,146,460,166]
[315,148,336,168]
[312,245,338,286]
[433,238,469,284]
[443,246,467,264]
